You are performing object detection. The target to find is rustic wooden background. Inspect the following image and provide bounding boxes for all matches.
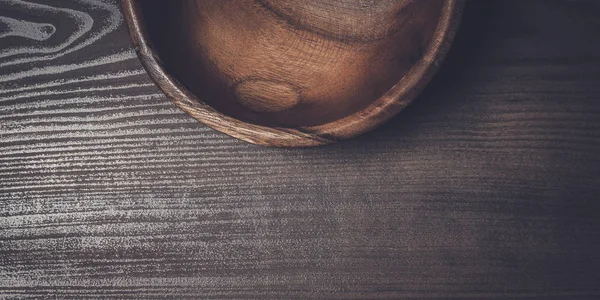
[1,0,600,299]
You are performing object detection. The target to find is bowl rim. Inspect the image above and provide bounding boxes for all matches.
[121,0,465,147]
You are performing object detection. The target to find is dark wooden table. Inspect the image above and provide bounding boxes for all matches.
[1,0,599,299]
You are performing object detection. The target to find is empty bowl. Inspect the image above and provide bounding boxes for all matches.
[122,0,464,147]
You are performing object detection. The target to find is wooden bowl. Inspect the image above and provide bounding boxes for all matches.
[122,0,464,147]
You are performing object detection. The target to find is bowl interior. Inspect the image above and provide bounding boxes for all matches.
[139,0,445,128]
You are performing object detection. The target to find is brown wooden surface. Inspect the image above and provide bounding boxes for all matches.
[1,0,600,299]
[144,0,445,125]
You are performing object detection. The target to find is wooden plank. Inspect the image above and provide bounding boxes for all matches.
[1,0,599,298]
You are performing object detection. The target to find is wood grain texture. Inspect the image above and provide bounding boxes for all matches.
[161,0,442,125]
[123,0,464,146]
[1,0,600,299]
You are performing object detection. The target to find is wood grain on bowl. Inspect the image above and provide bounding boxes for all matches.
[121,0,465,147]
